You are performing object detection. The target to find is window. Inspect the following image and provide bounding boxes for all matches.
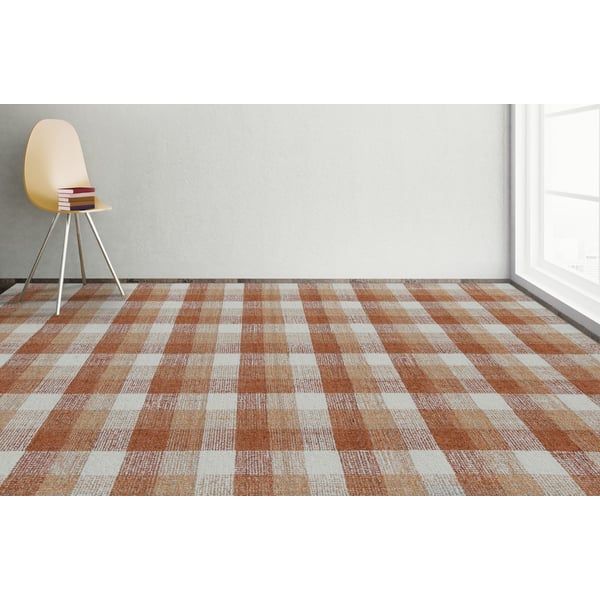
[513,105,600,324]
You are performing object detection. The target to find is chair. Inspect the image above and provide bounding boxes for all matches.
[21,119,124,315]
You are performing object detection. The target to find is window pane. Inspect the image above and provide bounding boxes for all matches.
[544,108,599,197]
[544,104,592,115]
[543,193,599,282]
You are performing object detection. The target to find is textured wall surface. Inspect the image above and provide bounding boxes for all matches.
[0,105,509,279]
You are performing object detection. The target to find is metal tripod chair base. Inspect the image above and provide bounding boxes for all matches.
[20,213,125,316]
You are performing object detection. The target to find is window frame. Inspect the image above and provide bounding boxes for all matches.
[512,104,600,326]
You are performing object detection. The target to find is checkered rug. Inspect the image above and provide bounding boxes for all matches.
[0,281,599,495]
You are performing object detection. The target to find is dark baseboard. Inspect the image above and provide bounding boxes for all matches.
[0,276,511,301]
[2,277,511,284]
[510,280,600,342]
[0,279,15,294]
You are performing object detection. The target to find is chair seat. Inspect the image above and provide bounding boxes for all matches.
[55,198,112,214]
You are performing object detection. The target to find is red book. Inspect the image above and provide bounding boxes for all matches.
[58,187,95,194]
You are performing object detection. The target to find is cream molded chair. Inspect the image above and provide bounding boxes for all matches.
[21,119,124,315]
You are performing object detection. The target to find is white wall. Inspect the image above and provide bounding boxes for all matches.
[0,105,509,279]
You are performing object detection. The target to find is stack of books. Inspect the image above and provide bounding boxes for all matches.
[57,187,96,211]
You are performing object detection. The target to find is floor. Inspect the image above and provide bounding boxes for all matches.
[0,281,599,495]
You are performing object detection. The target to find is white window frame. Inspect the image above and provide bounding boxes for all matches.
[512,104,600,329]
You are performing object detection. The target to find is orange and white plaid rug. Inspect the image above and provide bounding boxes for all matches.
[0,281,599,495]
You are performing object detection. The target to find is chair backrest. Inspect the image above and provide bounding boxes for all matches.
[23,119,91,212]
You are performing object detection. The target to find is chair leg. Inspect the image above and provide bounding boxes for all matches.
[20,213,61,301]
[56,214,72,316]
[75,214,87,285]
[85,213,125,296]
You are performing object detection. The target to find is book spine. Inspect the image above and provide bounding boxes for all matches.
[58,188,95,194]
